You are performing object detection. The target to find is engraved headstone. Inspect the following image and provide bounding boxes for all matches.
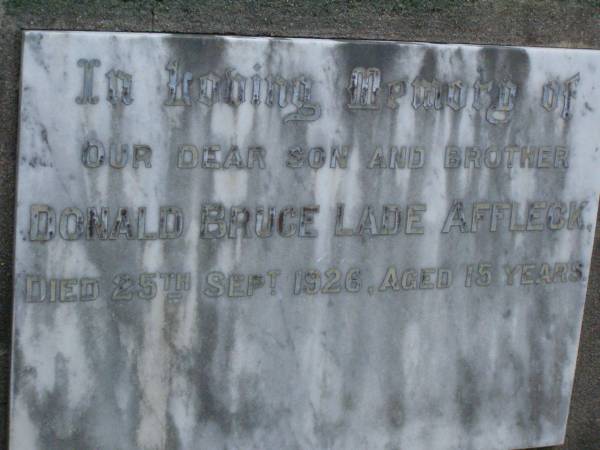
[10,31,600,450]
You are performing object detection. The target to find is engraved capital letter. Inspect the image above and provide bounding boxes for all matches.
[348,67,381,109]
[82,139,105,168]
[165,60,193,106]
[26,276,46,303]
[29,204,55,241]
[76,58,100,104]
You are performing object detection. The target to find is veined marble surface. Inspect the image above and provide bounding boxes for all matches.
[10,31,600,450]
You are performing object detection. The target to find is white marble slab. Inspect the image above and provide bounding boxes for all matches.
[10,31,600,450]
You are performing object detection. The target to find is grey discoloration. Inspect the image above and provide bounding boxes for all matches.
[6,26,600,450]
[0,7,598,450]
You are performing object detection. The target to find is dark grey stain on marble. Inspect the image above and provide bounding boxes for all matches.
[10,31,600,450]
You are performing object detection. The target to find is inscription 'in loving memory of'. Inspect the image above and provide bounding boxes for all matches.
[75,58,579,124]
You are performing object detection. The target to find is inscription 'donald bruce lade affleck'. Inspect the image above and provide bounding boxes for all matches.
[11,32,600,450]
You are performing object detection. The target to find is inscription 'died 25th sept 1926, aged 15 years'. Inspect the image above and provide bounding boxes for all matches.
[10,32,600,450]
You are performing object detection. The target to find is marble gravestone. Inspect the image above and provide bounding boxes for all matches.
[10,31,600,450]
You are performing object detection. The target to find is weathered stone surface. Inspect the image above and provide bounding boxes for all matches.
[10,31,600,450]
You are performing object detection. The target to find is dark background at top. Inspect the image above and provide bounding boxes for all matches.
[0,1,599,449]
